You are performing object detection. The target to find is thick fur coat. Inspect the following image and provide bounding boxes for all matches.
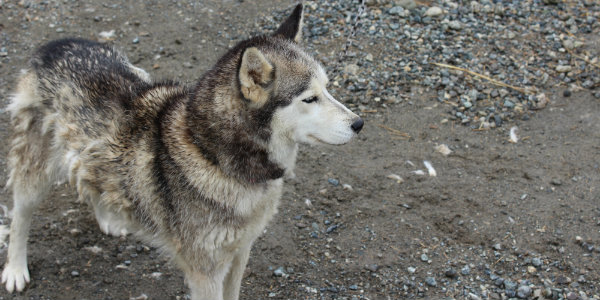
[2,4,363,299]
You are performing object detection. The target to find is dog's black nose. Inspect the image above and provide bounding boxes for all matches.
[351,118,364,133]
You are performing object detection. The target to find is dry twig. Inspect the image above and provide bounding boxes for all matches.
[432,62,535,94]
[377,124,410,138]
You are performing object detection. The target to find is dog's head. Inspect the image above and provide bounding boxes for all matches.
[238,4,363,146]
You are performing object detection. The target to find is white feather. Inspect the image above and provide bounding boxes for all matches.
[411,170,426,176]
[509,126,519,143]
[423,161,437,177]
[386,174,404,183]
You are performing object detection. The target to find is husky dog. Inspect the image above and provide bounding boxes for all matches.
[1,4,363,299]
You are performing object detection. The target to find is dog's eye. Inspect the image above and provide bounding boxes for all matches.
[302,96,318,104]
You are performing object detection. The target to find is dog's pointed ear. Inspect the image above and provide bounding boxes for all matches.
[273,3,304,43]
[239,47,273,107]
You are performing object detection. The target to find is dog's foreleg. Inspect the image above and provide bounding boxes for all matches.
[2,185,47,293]
[223,246,251,300]
[186,264,230,300]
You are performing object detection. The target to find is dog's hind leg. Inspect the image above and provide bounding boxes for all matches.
[223,245,251,300]
[1,182,49,293]
[92,201,131,237]
[2,74,52,292]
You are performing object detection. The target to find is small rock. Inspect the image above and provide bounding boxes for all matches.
[424,6,443,17]
[328,178,339,186]
[461,265,471,275]
[420,253,429,262]
[532,257,542,267]
[448,20,463,30]
[365,264,379,272]
[326,224,338,233]
[503,99,515,108]
[527,266,537,274]
[566,292,579,300]
[517,286,532,298]
[504,280,517,290]
[344,64,359,75]
[551,179,562,186]
[349,284,358,290]
[557,275,571,284]
[395,0,417,9]
[468,293,481,300]
[273,266,287,277]
[563,90,572,97]
[425,277,437,287]
[556,65,572,73]
[71,270,80,277]
[492,243,502,250]
[389,6,406,16]
[132,37,140,44]
[407,266,416,274]
[444,268,458,278]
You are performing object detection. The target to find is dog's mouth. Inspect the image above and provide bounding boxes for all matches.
[307,134,351,146]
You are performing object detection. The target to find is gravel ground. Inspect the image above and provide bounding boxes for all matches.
[0,0,599,299]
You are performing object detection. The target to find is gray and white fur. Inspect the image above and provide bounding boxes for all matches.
[1,4,363,299]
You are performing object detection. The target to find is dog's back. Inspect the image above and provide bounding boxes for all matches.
[13,38,153,137]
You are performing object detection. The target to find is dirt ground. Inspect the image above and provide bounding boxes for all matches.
[0,1,599,299]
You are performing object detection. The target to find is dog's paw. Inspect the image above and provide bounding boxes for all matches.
[98,219,129,237]
[2,263,30,293]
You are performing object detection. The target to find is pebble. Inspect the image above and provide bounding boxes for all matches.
[556,65,572,73]
[461,265,471,275]
[563,90,572,97]
[365,264,379,272]
[389,6,408,17]
[328,178,339,186]
[71,270,80,277]
[425,277,437,287]
[566,292,579,300]
[531,257,542,267]
[407,266,416,274]
[273,266,287,277]
[395,0,416,10]
[326,224,338,233]
[424,6,443,17]
[517,285,532,298]
[503,99,515,109]
[448,20,462,30]
[504,280,517,290]
[420,253,429,262]
[444,268,458,278]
